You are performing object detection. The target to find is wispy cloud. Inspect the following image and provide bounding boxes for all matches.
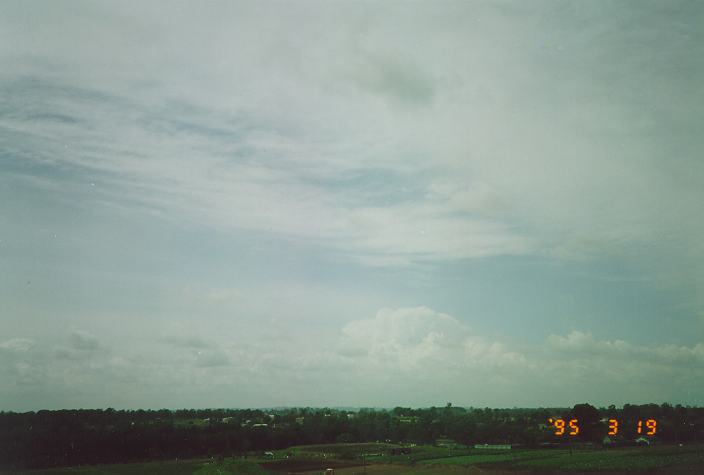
[2,2,702,272]
[0,338,34,352]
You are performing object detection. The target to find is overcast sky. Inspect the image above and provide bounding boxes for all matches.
[1,0,703,411]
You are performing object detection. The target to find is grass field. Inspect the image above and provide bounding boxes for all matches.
[417,445,704,472]
[288,443,396,454]
[3,443,704,474]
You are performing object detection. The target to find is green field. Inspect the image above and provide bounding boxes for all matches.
[4,444,704,474]
[417,445,704,472]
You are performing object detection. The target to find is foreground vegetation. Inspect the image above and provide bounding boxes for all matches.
[3,444,704,474]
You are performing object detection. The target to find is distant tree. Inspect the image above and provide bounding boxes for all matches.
[570,403,600,442]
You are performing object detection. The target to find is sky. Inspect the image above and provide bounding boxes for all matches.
[1,0,703,411]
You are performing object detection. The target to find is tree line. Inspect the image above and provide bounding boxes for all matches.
[1,403,702,469]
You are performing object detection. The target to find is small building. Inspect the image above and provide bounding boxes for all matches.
[399,416,419,423]
[474,444,512,450]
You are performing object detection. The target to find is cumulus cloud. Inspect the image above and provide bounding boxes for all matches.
[1,311,703,409]
[332,310,704,405]
[547,330,704,369]
[343,306,466,350]
[340,306,526,374]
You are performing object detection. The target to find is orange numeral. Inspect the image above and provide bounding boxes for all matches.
[646,419,657,435]
[569,419,579,436]
[637,420,642,434]
[608,419,618,436]
[550,418,565,436]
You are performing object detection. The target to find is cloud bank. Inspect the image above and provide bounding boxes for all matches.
[2,307,702,410]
